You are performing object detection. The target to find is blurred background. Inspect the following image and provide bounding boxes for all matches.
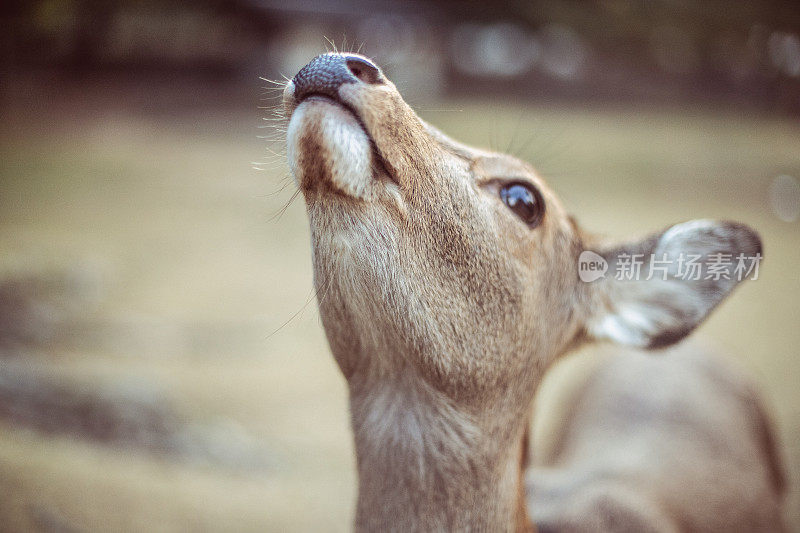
[1,0,799,531]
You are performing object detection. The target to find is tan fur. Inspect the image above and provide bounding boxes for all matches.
[529,341,787,532]
[282,53,784,532]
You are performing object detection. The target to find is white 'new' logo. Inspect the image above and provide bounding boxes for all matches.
[578,251,608,282]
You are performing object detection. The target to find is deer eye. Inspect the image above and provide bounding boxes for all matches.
[499,182,544,227]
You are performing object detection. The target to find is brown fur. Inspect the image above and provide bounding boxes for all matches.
[282,53,783,532]
[529,342,786,532]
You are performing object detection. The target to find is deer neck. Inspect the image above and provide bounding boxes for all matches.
[347,371,534,532]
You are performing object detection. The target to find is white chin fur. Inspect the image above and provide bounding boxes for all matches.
[287,98,374,199]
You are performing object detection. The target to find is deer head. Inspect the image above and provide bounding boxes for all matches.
[282,53,762,532]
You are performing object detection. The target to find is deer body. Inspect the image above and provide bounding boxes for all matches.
[282,53,785,531]
[529,343,786,532]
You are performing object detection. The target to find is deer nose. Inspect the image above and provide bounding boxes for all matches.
[292,54,383,102]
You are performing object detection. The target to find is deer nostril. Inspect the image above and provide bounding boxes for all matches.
[291,54,382,102]
[346,57,381,84]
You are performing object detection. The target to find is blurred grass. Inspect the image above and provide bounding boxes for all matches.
[0,99,798,531]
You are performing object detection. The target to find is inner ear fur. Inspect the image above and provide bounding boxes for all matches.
[579,220,762,349]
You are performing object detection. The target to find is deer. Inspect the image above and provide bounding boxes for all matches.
[280,52,786,532]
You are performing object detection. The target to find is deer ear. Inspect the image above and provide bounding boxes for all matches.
[581,220,762,349]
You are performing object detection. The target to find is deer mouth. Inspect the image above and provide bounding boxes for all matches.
[284,54,399,200]
[286,93,397,201]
